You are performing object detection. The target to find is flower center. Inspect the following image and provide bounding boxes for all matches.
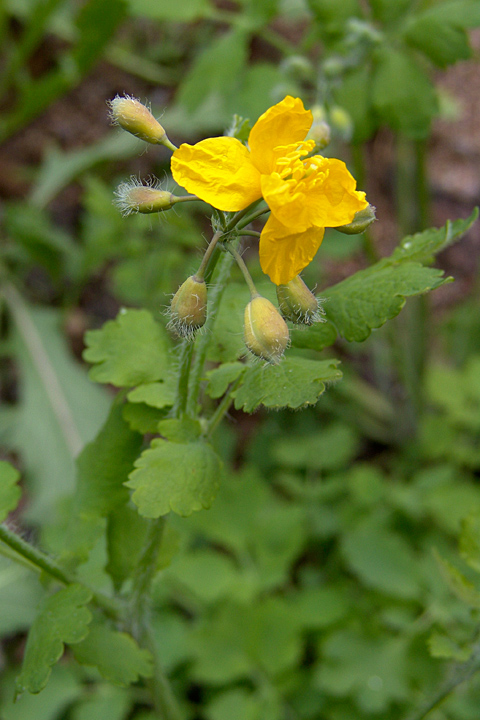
[272,140,316,180]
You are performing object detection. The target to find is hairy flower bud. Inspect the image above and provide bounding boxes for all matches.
[336,204,376,235]
[108,95,175,149]
[114,177,175,216]
[168,275,207,340]
[276,276,324,325]
[244,295,289,364]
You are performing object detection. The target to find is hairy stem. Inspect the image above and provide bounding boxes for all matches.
[127,518,183,720]
[195,231,222,280]
[171,340,195,418]
[186,247,236,417]
[234,204,269,232]
[128,518,165,639]
[0,523,121,619]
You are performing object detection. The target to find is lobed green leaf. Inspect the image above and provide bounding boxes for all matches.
[323,261,449,342]
[392,208,478,264]
[72,623,153,687]
[232,357,342,412]
[289,320,338,353]
[16,584,92,695]
[126,437,223,517]
[83,308,171,387]
[206,362,246,399]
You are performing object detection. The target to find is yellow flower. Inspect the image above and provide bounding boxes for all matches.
[171,96,368,285]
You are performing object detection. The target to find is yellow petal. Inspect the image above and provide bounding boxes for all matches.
[262,157,367,232]
[171,137,261,211]
[259,215,325,285]
[248,96,313,175]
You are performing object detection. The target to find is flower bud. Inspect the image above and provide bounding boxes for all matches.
[114,177,175,216]
[108,95,175,149]
[168,275,207,340]
[329,105,353,141]
[276,276,324,325]
[307,120,331,150]
[244,295,289,364]
[336,204,376,235]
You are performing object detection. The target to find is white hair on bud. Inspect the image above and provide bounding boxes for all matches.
[113,175,163,216]
[107,94,152,126]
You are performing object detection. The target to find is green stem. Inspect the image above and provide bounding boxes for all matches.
[195,231,222,280]
[227,245,258,298]
[145,630,183,720]
[351,143,379,264]
[415,140,430,231]
[128,519,183,720]
[171,340,195,418]
[173,195,198,205]
[186,247,236,417]
[128,518,165,639]
[234,205,269,232]
[0,523,121,619]
[393,133,430,439]
[205,375,244,439]
[162,136,178,152]
[240,230,261,239]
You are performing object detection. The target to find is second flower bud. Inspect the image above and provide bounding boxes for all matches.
[244,295,289,364]
[276,275,324,325]
[168,275,208,340]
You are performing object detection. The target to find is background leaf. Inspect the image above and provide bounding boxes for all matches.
[0,302,111,522]
[0,460,21,522]
[371,48,438,138]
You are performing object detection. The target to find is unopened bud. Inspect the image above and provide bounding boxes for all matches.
[114,177,176,216]
[329,105,353,141]
[244,295,289,364]
[108,95,176,149]
[168,275,207,340]
[336,204,376,235]
[307,120,331,150]
[276,276,325,325]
